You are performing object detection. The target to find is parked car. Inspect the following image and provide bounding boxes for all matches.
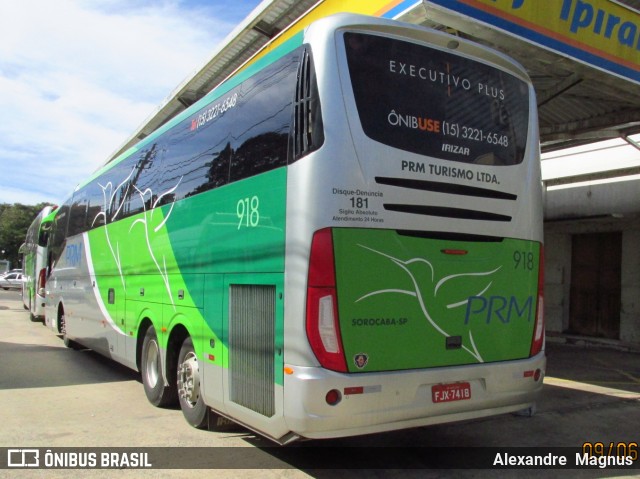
[0,272,24,290]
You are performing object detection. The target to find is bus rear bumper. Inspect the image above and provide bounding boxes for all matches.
[283,353,545,440]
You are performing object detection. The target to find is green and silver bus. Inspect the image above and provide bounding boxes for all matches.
[21,205,56,322]
[45,14,544,443]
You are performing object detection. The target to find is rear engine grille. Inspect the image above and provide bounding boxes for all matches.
[229,284,276,417]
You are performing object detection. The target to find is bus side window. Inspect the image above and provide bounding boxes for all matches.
[290,48,324,162]
[50,201,70,267]
[85,180,106,230]
[67,193,88,238]
[230,49,301,182]
[127,143,164,215]
[156,113,232,201]
[102,157,137,222]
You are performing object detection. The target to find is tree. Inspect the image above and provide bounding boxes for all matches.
[0,203,55,270]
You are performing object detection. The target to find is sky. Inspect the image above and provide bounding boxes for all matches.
[0,0,260,206]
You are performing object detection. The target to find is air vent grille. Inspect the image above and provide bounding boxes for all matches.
[229,284,276,417]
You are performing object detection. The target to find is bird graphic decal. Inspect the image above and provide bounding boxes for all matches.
[355,244,502,363]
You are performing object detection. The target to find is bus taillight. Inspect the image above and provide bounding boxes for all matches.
[38,268,47,297]
[530,246,544,357]
[306,228,347,372]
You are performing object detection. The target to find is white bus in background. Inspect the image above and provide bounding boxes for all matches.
[21,205,56,322]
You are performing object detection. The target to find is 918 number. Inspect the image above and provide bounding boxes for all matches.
[237,196,259,229]
[513,251,534,271]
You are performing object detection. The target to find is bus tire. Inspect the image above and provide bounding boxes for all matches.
[29,298,39,322]
[141,326,177,408]
[60,309,80,349]
[177,336,208,429]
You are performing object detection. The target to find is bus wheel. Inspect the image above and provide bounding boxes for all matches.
[141,326,177,407]
[29,299,39,323]
[177,337,208,429]
[29,296,38,322]
[60,309,80,349]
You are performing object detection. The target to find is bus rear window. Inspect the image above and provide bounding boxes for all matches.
[344,32,529,166]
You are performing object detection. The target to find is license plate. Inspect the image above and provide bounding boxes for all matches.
[432,382,471,403]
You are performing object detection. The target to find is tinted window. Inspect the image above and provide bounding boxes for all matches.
[291,48,324,161]
[344,33,529,165]
[85,180,106,229]
[89,156,137,225]
[156,98,235,200]
[49,200,70,266]
[67,190,88,237]
[76,48,302,233]
[230,51,300,181]
[127,143,165,215]
[152,49,300,195]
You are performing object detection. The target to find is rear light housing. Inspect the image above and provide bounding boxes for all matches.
[530,245,545,357]
[306,228,347,372]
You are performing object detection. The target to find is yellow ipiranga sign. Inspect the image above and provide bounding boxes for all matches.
[428,0,640,83]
